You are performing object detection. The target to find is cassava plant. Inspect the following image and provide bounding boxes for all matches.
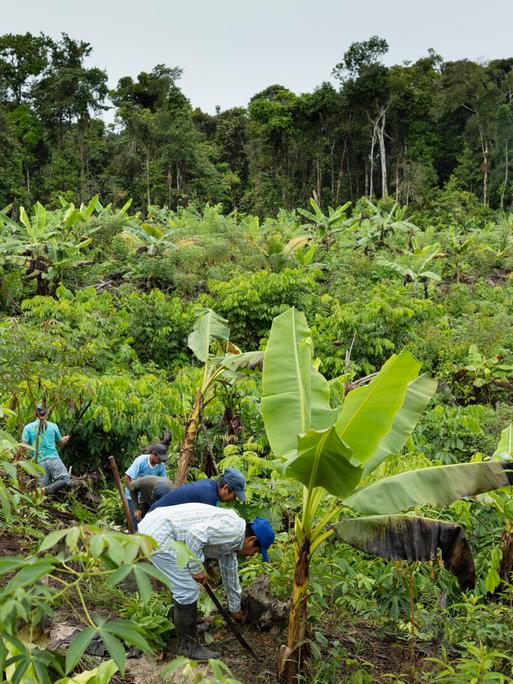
[262,308,513,683]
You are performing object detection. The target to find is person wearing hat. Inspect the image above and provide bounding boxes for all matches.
[21,404,71,495]
[124,444,169,528]
[138,502,275,660]
[149,467,247,513]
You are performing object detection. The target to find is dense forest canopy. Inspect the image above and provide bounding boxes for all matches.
[2,32,513,214]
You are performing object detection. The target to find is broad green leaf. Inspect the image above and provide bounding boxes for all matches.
[187,308,230,363]
[344,461,513,515]
[0,557,26,575]
[335,351,421,465]
[89,534,105,558]
[311,366,337,431]
[107,565,133,587]
[283,426,362,498]
[55,659,118,684]
[6,561,55,590]
[39,528,71,553]
[332,514,475,589]
[262,308,313,457]
[66,627,97,673]
[363,375,438,476]
[97,631,125,674]
[34,202,46,231]
[19,206,31,231]
[493,423,513,461]
[103,619,151,651]
[132,565,152,603]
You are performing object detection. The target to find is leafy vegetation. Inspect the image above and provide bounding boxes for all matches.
[2,177,513,682]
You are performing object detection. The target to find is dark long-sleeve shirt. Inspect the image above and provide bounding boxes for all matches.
[149,478,219,512]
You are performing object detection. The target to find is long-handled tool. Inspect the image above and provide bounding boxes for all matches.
[60,399,93,452]
[108,455,136,534]
[203,581,258,660]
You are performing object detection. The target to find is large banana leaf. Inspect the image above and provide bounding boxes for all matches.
[363,375,438,476]
[335,351,421,465]
[493,423,513,461]
[311,365,338,430]
[344,461,513,515]
[262,308,313,457]
[282,426,362,497]
[187,309,230,363]
[332,514,475,589]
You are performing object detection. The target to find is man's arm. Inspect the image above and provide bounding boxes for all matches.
[184,525,208,575]
[58,435,70,446]
[218,552,242,613]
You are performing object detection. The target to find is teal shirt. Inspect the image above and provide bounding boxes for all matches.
[22,419,62,461]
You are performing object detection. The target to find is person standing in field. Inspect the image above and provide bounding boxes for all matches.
[124,444,168,527]
[21,403,71,495]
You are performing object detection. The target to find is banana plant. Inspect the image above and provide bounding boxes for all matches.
[262,308,513,683]
[174,308,263,485]
[297,198,352,243]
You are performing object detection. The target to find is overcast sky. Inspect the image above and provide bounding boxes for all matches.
[3,0,513,116]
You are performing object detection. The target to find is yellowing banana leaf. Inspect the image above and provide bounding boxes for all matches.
[493,423,513,461]
[187,308,230,363]
[283,426,362,497]
[332,514,475,589]
[344,461,513,515]
[262,308,313,457]
[363,375,438,476]
[335,351,421,464]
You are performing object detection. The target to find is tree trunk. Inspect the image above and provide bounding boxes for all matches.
[279,539,310,683]
[175,388,202,486]
[377,107,388,198]
[500,141,509,210]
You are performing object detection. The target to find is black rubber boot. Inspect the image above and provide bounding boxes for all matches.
[43,478,70,495]
[173,600,220,660]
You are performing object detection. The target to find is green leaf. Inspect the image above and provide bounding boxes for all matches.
[39,528,70,553]
[363,375,438,476]
[311,365,337,431]
[493,423,513,461]
[344,461,513,515]
[66,627,97,673]
[335,351,421,465]
[107,565,133,587]
[103,619,151,652]
[97,631,125,675]
[332,514,475,589]
[262,308,313,457]
[89,534,105,558]
[6,560,55,590]
[132,564,153,603]
[283,426,362,498]
[187,308,230,363]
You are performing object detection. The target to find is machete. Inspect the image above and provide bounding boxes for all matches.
[203,581,258,660]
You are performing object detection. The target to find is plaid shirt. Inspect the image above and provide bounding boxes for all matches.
[138,502,246,611]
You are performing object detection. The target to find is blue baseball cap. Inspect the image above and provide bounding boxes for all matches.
[223,467,247,501]
[252,517,275,562]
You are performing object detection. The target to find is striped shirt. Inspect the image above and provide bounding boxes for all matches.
[138,503,246,611]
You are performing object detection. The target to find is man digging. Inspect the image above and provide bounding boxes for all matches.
[138,502,275,660]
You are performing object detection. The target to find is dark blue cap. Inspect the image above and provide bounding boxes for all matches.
[252,517,275,562]
[223,467,247,501]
